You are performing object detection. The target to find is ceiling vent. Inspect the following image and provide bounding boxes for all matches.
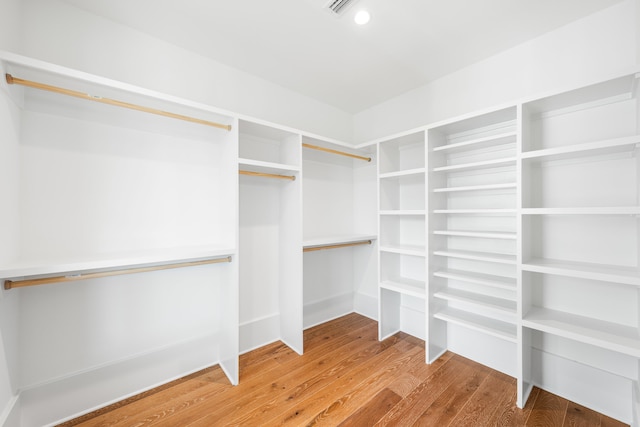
[324,0,359,15]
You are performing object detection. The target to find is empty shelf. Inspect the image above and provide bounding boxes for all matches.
[434,288,516,315]
[433,183,517,193]
[433,132,517,153]
[521,134,640,161]
[380,244,426,257]
[433,250,517,265]
[379,168,426,179]
[521,207,640,215]
[522,258,640,286]
[523,307,640,357]
[380,277,426,299]
[434,308,517,342]
[433,157,517,173]
[433,230,516,239]
[433,269,516,291]
[238,158,300,175]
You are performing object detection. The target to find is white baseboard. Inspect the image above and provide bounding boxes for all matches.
[18,335,220,427]
[303,293,354,329]
[239,313,280,354]
[354,292,377,321]
[532,348,631,425]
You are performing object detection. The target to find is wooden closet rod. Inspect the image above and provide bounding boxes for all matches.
[5,74,232,131]
[3,256,232,290]
[239,170,296,181]
[303,240,372,252]
[302,143,371,162]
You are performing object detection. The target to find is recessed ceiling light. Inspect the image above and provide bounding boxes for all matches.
[354,10,370,25]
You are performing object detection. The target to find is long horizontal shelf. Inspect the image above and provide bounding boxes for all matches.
[433,157,517,173]
[521,207,640,215]
[521,134,640,160]
[523,307,640,358]
[0,246,235,280]
[303,234,377,250]
[379,168,426,179]
[433,308,517,342]
[433,230,517,240]
[238,158,301,175]
[379,210,426,216]
[433,250,517,265]
[380,244,426,257]
[522,258,640,286]
[433,183,517,193]
[434,288,516,315]
[433,269,516,291]
[433,132,517,153]
[433,209,517,215]
[380,277,426,299]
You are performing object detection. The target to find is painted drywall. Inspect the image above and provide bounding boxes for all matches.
[0,0,22,52]
[354,0,638,143]
[17,0,353,143]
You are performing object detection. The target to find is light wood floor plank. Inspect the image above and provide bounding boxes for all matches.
[64,313,629,427]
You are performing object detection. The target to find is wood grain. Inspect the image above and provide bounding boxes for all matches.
[63,313,629,427]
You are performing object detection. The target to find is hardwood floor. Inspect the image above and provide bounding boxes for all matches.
[61,313,627,426]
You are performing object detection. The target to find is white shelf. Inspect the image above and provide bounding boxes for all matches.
[434,288,516,315]
[523,307,640,358]
[379,210,426,216]
[433,230,517,240]
[238,158,301,175]
[380,244,426,257]
[433,132,517,153]
[433,209,517,215]
[434,308,517,342]
[0,246,235,280]
[521,134,640,160]
[433,157,517,173]
[380,278,426,299]
[433,269,516,291]
[433,250,517,265]
[303,234,377,250]
[379,168,426,179]
[522,258,640,286]
[521,207,640,215]
[433,183,517,193]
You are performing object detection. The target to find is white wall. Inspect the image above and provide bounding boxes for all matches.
[0,0,22,52]
[17,0,353,142]
[0,0,23,415]
[354,0,639,143]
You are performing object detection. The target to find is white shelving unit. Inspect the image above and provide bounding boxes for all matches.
[238,119,303,354]
[302,136,377,328]
[377,131,427,344]
[519,72,640,421]
[427,107,519,373]
[0,52,239,426]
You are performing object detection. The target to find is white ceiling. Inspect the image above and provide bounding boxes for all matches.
[60,0,624,114]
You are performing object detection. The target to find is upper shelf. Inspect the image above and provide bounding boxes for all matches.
[521,134,640,161]
[238,158,301,175]
[0,246,235,281]
[0,51,234,136]
[432,131,517,154]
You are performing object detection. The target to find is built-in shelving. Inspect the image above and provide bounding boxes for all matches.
[427,106,519,374]
[378,130,427,342]
[519,71,640,421]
